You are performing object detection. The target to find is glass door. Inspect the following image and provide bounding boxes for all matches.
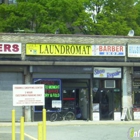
[93,79,122,120]
[100,89,121,120]
[100,90,113,120]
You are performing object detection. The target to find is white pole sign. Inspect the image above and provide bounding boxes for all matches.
[13,84,45,106]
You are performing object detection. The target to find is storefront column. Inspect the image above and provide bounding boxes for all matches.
[89,74,93,120]
[24,70,32,122]
[122,67,133,119]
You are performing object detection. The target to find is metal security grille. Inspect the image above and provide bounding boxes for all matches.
[0,72,23,121]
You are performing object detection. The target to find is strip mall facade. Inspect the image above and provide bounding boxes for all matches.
[0,33,140,122]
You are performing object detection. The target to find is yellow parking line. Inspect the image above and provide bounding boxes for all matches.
[0,131,37,140]
[24,133,37,140]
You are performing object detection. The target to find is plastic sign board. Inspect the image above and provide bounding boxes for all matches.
[128,44,140,57]
[93,67,122,78]
[114,112,121,121]
[13,84,45,106]
[134,112,140,120]
[52,100,62,108]
[26,44,125,56]
[0,43,21,54]
[93,113,100,121]
[92,45,125,56]
[26,44,92,56]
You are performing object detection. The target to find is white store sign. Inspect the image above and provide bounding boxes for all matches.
[128,44,140,57]
[94,67,122,78]
[0,43,21,54]
[134,112,140,120]
[92,45,125,56]
[93,113,100,121]
[52,100,62,108]
[114,112,121,121]
[13,84,45,106]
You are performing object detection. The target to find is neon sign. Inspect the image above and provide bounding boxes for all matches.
[33,78,61,112]
[34,79,61,98]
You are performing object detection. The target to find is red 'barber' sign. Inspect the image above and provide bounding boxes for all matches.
[0,43,21,54]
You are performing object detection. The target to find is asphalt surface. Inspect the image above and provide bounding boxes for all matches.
[0,120,140,140]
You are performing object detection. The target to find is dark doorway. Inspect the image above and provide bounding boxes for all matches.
[93,79,122,120]
[100,90,113,120]
[62,79,89,120]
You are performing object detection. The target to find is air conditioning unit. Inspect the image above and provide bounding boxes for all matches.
[104,80,116,88]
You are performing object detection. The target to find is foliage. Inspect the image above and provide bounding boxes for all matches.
[0,0,140,35]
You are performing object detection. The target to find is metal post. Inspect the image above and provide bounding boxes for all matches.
[42,109,46,140]
[20,116,24,140]
[38,123,43,140]
[12,110,16,140]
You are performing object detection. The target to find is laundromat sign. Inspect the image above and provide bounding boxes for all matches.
[0,43,21,54]
[94,67,122,78]
[26,44,125,56]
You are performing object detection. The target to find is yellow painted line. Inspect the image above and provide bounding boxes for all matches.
[0,132,37,140]
[24,133,37,140]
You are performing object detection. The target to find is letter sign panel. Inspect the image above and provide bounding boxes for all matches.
[128,44,140,57]
[26,44,125,56]
[0,43,21,54]
[94,67,122,78]
[13,84,45,106]
[92,45,125,56]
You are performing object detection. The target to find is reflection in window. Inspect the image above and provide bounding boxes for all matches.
[114,92,121,112]
[93,80,100,103]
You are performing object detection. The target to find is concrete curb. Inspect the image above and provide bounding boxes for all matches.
[0,120,139,127]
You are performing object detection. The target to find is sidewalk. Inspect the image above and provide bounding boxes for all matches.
[0,120,140,127]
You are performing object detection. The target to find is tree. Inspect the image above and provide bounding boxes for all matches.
[84,0,139,35]
[0,0,140,35]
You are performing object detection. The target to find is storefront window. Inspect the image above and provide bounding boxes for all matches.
[133,79,140,105]
[93,80,100,103]
[114,91,121,112]
[63,89,75,109]
[33,78,61,112]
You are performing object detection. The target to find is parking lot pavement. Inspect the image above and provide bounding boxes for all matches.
[0,120,140,140]
[0,132,33,140]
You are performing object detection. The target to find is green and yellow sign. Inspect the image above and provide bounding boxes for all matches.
[26,44,92,56]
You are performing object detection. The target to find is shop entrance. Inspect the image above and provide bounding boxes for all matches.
[93,79,122,120]
[100,89,121,120]
[100,90,111,120]
[62,88,89,120]
[62,79,89,120]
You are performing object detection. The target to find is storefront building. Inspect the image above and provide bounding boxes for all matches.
[0,34,140,122]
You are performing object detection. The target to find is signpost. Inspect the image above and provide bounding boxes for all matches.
[12,84,45,140]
